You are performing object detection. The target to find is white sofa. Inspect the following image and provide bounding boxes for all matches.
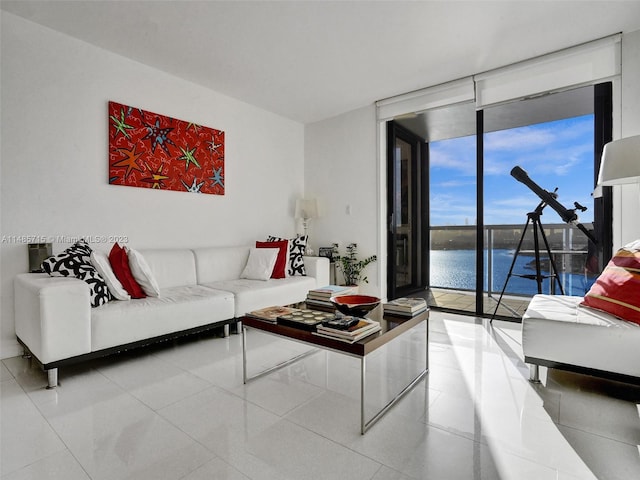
[522,294,640,383]
[14,246,329,388]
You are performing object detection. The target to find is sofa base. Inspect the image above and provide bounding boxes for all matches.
[529,364,541,383]
[17,318,237,388]
[525,356,640,386]
[47,369,58,389]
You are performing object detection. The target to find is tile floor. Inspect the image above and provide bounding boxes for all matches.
[2,312,640,479]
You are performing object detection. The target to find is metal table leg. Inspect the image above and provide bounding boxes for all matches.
[361,357,366,434]
[242,326,318,384]
[360,324,429,434]
[242,321,429,434]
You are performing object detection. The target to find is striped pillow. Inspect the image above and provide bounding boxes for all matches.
[581,247,640,325]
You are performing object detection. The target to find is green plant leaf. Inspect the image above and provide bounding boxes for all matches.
[332,243,377,285]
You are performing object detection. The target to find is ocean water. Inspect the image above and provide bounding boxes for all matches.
[429,249,596,297]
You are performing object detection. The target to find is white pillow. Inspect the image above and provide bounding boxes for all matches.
[240,248,279,281]
[126,248,161,297]
[90,251,130,301]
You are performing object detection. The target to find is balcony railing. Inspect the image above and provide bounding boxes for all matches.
[430,223,595,299]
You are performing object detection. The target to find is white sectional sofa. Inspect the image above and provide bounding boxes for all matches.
[14,246,329,388]
[522,294,640,383]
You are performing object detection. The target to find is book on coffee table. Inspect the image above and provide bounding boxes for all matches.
[246,306,300,323]
[307,285,358,300]
[305,285,358,308]
[383,297,428,317]
[314,317,381,343]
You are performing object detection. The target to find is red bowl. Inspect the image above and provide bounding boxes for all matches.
[330,294,380,317]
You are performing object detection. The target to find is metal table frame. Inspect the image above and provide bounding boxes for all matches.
[241,313,428,434]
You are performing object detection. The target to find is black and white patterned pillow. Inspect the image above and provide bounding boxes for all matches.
[267,235,307,276]
[42,239,113,307]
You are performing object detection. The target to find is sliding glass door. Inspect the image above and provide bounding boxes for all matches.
[386,122,428,300]
[393,101,478,312]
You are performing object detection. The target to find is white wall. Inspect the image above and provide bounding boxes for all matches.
[0,13,304,358]
[304,106,380,295]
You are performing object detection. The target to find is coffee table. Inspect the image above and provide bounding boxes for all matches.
[241,305,429,434]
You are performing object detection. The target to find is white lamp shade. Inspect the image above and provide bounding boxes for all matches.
[598,135,640,186]
[295,199,318,219]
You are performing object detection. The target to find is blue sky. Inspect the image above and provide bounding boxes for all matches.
[429,114,595,227]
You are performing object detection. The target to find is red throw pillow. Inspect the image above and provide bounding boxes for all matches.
[581,248,640,325]
[108,243,146,299]
[256,240,289,279]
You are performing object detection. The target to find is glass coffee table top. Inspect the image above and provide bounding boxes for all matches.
[241,303,428,357]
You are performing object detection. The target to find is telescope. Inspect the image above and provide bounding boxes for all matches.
[510,166,597,245]
[511,166,578,224]
[492,166,598,321]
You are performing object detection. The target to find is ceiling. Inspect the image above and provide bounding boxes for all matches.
[3,1,640,124]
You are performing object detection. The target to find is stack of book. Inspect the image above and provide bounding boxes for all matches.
[383,297,428,317]
[305,285,358,309]
[314,317,381,343]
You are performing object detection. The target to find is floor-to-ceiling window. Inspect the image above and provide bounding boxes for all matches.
[393,84,611,318]
[484,87,598,317]
[381,36,619,319]
[429,132,477,314]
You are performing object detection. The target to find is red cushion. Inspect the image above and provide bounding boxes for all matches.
[108,243,146,299]
[256,240,288,279]
[581,248,640,325]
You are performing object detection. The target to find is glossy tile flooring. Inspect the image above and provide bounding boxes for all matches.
[2,312,640,479]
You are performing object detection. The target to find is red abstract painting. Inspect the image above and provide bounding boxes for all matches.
[108,101,224,195]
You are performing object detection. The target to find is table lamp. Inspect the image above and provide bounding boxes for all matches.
[598,135,640,186]
[295,198,318,254]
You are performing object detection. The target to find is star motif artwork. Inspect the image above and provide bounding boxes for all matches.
[110,108,135,139]
[178,146,201,171]
[209,167,224,188]
[109,101,224,195]
[207,137,223,153]
[142,117,176,155]
[182,177,205,193]
[141,162,169,189]
[112,146,143,178]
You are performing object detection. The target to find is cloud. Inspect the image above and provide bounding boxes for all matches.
[490,194,539,208]
[429,135,475,174]
[485,127,554,152]
[428,114,595,226]
[483,114,594,177]
[435,179,476,188]
[431,186,492,226]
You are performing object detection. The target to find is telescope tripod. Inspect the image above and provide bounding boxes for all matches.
[491,202,564,322]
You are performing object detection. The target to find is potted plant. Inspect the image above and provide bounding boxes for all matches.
[332,243,377,285]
